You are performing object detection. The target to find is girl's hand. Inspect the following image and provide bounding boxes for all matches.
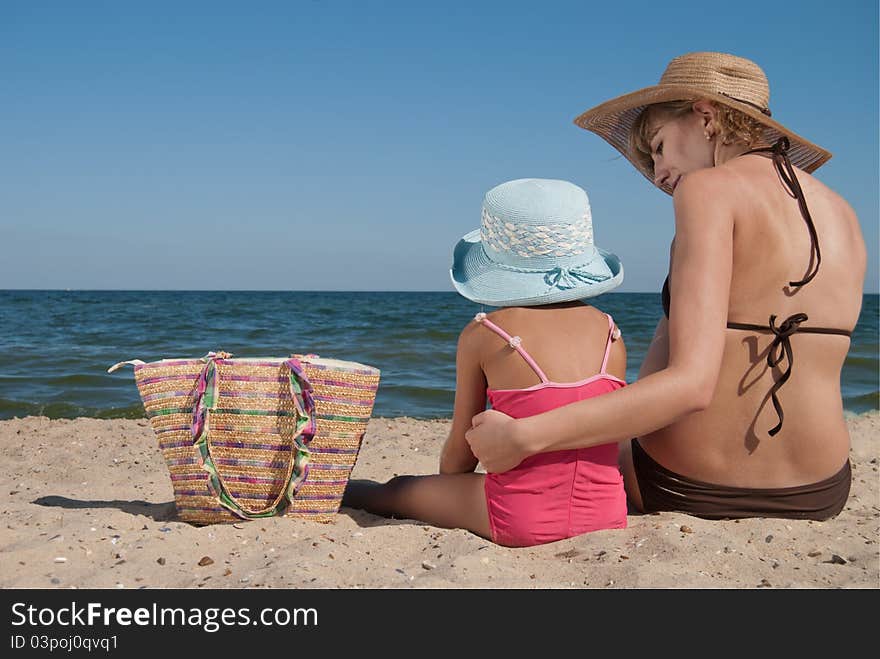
[465,409,530,473]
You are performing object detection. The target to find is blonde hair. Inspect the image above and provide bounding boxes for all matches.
[629,100,766,176]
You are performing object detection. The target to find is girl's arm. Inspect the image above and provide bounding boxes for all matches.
[439,321,488,474]
[466,169,735,472]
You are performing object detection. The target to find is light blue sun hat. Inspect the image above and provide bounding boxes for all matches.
[450,178,624,306]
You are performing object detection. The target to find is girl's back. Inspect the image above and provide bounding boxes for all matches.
[473,302,626,390]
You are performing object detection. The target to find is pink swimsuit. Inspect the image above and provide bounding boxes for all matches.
[477,312,628,547]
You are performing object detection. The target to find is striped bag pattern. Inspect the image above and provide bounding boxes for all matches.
[109,353,380,525]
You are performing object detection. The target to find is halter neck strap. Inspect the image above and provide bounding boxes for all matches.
[741,137,821,288]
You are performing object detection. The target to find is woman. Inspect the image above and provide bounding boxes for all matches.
[464,52,866,520]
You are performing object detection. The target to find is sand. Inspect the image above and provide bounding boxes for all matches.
[0,413,877,589]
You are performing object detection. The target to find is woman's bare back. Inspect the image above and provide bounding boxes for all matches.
[638,154,866,488]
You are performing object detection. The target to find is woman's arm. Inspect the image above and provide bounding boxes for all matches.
[466,170,736,472]
[439,320,488,474]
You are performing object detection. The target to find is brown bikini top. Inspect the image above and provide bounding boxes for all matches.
[661,137,852,436]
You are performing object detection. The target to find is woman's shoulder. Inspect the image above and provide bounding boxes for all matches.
[721,154,859,226]
[673,164,741,205]
[671,168,741,232]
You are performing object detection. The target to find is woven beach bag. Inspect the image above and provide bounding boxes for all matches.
[109,352,380,525]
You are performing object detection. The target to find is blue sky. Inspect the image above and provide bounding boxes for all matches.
[1,0,877,292]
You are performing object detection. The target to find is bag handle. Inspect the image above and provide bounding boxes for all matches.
[191,352,317,520]
[107,359,146,372]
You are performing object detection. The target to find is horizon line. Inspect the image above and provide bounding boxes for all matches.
[2,288,878,295]
[0,288,657,294]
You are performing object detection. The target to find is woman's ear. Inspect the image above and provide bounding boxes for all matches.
[692,100,717,129]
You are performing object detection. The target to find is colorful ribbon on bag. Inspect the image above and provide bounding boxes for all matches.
[191,352,317,520]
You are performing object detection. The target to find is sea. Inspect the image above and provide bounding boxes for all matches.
[0,290,876,420]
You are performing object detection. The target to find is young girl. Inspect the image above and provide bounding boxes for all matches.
[342,178,628,547]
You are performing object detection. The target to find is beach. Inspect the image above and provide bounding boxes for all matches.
[0,413,877,590]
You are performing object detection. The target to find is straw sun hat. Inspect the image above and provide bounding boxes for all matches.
[450,178,623,307]
[574,51,832,195]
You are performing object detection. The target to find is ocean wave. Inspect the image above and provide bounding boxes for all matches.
[0,398,145,420]
[1,291,875,420]
[843,355,880,369]
[842,391,879,415]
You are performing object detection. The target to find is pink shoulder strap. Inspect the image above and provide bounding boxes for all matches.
[473,313,549,383]
[600,313,621,374]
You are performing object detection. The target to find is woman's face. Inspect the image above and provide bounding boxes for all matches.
[648,110,715,192]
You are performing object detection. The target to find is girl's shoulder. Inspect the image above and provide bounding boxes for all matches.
[475,303,612,332]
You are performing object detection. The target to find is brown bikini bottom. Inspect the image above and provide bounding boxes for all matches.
[630,439,851,521]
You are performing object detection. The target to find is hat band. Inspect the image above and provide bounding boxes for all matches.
[481,239,600,271]
[480,208,595,260]
[718,92,772,117]
[543,266,609,291]
[486,258,610,292]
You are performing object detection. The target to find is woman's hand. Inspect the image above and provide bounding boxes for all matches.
[465,409,531,473]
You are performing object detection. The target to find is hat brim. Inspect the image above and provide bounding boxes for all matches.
[573,84,832,195]
[449,229,624,307]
